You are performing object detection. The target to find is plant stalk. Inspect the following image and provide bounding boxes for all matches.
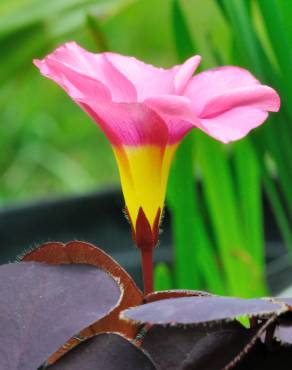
[140,248,154,295]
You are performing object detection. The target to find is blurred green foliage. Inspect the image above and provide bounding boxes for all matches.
[168,0,292,297]
[0,0,177,203]
[0,0,291,296]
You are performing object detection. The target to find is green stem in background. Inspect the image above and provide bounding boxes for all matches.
[168,134,202,289]
[168,138,226,293]
[233,139,267,294]
[221,0,263,76]
[172,0,195,62]
[154,263,173,291]
[86,14,109,52]
[195,135,244,295]
[168,137,225,293]
[257,0,292,119]
[255,152,292,250]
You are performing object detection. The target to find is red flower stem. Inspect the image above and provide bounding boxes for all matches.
[140,248,154,295]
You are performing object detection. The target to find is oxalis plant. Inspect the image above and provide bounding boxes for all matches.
[2,42,292,370]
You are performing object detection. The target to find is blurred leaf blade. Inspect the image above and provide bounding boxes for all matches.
[170,0,225,293]
[233,139,264,267]
[154,263,173,291]
[172,0,195,61]
[218,0,292,272]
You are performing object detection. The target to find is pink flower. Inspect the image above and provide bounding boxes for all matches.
[34,42,280,293]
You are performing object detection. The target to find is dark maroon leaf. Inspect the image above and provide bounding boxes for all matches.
[22,241,143,344]
[235,341,292,369]
[141,322,256,370]
[21,241,143,365]
[122,296,284,325]
[48,333,155,370]
[0,261,121,370]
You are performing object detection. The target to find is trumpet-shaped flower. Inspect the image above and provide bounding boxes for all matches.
[34,42,280,293]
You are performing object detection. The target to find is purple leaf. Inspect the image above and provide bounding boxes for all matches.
[274,312,292,346]
[141,322,256,370]
[48,333,155,370]
[268,298,292,346]
[276,298,292,309]
[122,296,284,325]
[274,321,292,346]
[21,241,143,346]
[144,289,211,303]
[0,261,121,370]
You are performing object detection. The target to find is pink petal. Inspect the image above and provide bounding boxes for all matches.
[78,100,169,147]
[105,52,177,101]
[174,55,201,94]
[184,66,280,142]
[185,66,280,115]
[34,42,137,102]
[105,53,201,101]
[200,85,280,118]
[198,107,269,143]
[34,58,112,102]
[144,95,199,143]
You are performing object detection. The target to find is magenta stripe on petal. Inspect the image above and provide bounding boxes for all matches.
[144,95,199,143]
[79,100,169,147]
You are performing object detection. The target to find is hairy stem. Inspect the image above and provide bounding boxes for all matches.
[140,248,154,295]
